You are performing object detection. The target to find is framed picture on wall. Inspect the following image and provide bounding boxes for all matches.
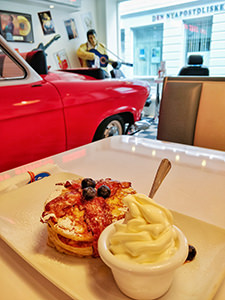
[54,49,70,70]
[38,11,55,35]
[64,18,78,40]
[139,48,146,60]
[81,12,95,32]
[151,47,160,63]
[0,10,34,43]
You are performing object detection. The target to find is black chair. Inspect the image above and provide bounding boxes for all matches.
[178,55,209,76]
[25,50,48,75]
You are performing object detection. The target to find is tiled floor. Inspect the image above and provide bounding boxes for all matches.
[131,93,159,140]
[134,116,158,140]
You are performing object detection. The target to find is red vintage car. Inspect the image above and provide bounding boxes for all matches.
[0,35,150,172]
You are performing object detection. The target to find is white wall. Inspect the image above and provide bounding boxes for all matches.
[95,0,119,61]
[0,0,99,70]
[209,12,225,76]
[163,19,185,76]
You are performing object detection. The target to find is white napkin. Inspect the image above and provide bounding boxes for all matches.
[0,164,61,194]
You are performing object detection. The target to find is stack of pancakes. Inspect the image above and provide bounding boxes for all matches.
[41,177,136,257]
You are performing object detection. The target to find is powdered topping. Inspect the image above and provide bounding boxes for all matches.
[41,177,135,257]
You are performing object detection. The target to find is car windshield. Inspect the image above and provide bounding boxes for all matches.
[0,46,25,80]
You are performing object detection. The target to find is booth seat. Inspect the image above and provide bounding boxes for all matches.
[157,76,225,152]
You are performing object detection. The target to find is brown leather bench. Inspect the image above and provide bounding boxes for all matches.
[157,76,225,152]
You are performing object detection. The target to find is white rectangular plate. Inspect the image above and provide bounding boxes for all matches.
[0,172,225,300]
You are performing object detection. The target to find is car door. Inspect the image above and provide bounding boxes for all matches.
[0,45,66,172]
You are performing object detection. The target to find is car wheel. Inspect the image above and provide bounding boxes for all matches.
[93,115,125,141]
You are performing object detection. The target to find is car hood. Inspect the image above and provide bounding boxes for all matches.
[42,70,96,82]
[42,70,150,93]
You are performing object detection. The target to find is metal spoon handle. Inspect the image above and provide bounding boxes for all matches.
[149,158,171,198]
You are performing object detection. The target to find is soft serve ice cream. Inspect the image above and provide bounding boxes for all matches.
[109,193,179,264]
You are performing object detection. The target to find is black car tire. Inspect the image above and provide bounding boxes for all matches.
[93,115,125,141]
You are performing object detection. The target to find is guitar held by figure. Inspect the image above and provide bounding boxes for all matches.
[87,48,133,68]
[32,34,61,53]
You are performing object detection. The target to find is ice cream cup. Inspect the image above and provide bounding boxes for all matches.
[98,220,189,300]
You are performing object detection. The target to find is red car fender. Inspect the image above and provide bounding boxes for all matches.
[44,71,149,148]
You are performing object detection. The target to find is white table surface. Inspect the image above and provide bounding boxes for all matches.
[0,136,225,300]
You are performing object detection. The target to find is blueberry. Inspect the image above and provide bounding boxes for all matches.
[81,178,96,189]
[82,187,96,200]
[97,185,111,199]
[186,245,197,262]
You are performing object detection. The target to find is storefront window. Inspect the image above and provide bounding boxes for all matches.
[133,24,163,76]
[184,16,212,65]
[120,29,125,60]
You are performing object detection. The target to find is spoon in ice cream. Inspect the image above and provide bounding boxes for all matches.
[149,158,171,198]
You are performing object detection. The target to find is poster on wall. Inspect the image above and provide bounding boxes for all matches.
[151,47,160,63]
[81,12,95,32]
[38,11,55,35]
[54,49,70,70]
[64,18,78,40]
[139,48,146,60]
[0,10,34,43]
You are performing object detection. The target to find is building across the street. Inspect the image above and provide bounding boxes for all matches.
[119,0,225,77]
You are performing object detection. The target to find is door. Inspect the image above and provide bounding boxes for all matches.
[0,48,66,171]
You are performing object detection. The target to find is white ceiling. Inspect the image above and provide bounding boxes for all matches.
[28,0,82,10]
